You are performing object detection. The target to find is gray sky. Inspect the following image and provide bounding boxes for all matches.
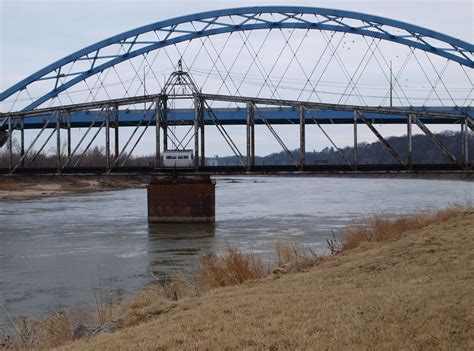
[0,0,472,156]
[1,0,472,91]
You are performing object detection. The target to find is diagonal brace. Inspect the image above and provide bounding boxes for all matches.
[110,103,155,169]
[412,115,463,167]
[62,107,106,169]
[311,118,351,166]
[72,120,106,167]
[357,111,406,166]
[0,117,7,131]
[31,128,57,163]
[467,116,474,131]
[202,99,247,168]
[10,112,55,174]
[119,111,156,167]
[253,104,298,167]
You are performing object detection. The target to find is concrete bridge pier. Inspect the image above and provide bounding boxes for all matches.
[147,175,215,223]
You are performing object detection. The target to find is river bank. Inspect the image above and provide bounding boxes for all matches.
[0,171,471,201]
[59,209,474,350]
[0,175,150,201]
[3,207,472,350]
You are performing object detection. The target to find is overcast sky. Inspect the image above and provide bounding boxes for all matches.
[0,0,472,156]
[1,0,472,91]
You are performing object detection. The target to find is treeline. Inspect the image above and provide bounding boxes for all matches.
[0,130,471,168]
[0,143,152,168]
[214,131,473,166]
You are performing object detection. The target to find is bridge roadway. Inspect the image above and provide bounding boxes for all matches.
[1,93,471,174]
[0,164,470,175]
[1,93,472,130]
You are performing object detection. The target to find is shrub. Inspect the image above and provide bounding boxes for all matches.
[197,247,265,288]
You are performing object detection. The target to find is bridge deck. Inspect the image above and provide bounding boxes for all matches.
[0,164,470,175]
[0,106,468,131]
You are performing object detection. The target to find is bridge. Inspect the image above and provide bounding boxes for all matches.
[1,6,473,176]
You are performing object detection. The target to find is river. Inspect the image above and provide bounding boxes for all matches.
[0,176,472,328]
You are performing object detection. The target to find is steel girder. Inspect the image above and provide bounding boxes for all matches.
[1,6,473,111]
[0,108,465,131]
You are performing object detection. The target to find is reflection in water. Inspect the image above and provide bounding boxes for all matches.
[148,222,216,239]
[147,223,216,280]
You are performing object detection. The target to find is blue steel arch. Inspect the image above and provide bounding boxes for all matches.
[1,6,473,111]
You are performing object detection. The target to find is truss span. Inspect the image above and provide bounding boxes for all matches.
[1,6,473,111]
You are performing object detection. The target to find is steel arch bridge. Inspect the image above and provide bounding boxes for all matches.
[0,6,473,174]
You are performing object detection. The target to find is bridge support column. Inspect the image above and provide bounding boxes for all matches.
[353,110,358,170]
[246,103,255,168]
[300,107,305,171]
[113,105,119,163]
[465,118,469,166]
[56,112,61,173]
[200,100,205,167]
[461,118,469,167]
[105,108,110,171]
[251,115,255,167]
[155,98,161,168]
[67,112,72,162]
[163,125,168,151]
[20,118,25,168]
[147,175,215,223]
[194,98,199,169]
[194,97,204,169]
[407,114,413,170]
[200,123,205,167]
[8,116,13,173]
[162,97,168,152]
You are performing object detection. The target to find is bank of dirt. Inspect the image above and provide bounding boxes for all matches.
[57,211,474,350]
[0,175,150,201]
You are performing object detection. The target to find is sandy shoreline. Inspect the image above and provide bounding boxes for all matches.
[0,175,150,201]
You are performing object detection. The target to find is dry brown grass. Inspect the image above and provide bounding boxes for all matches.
[1,308,94,350]
[92,287,122,326]
[1,286,121,350]
[342,205,470,251]
[115,285,173,329]
[197,247,265,289]
[273,241,318,273]
[55,208,473,350]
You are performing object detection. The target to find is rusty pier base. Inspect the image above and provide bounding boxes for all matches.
[147,175,216,223]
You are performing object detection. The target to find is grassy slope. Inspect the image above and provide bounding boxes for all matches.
[59,212,474,350]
